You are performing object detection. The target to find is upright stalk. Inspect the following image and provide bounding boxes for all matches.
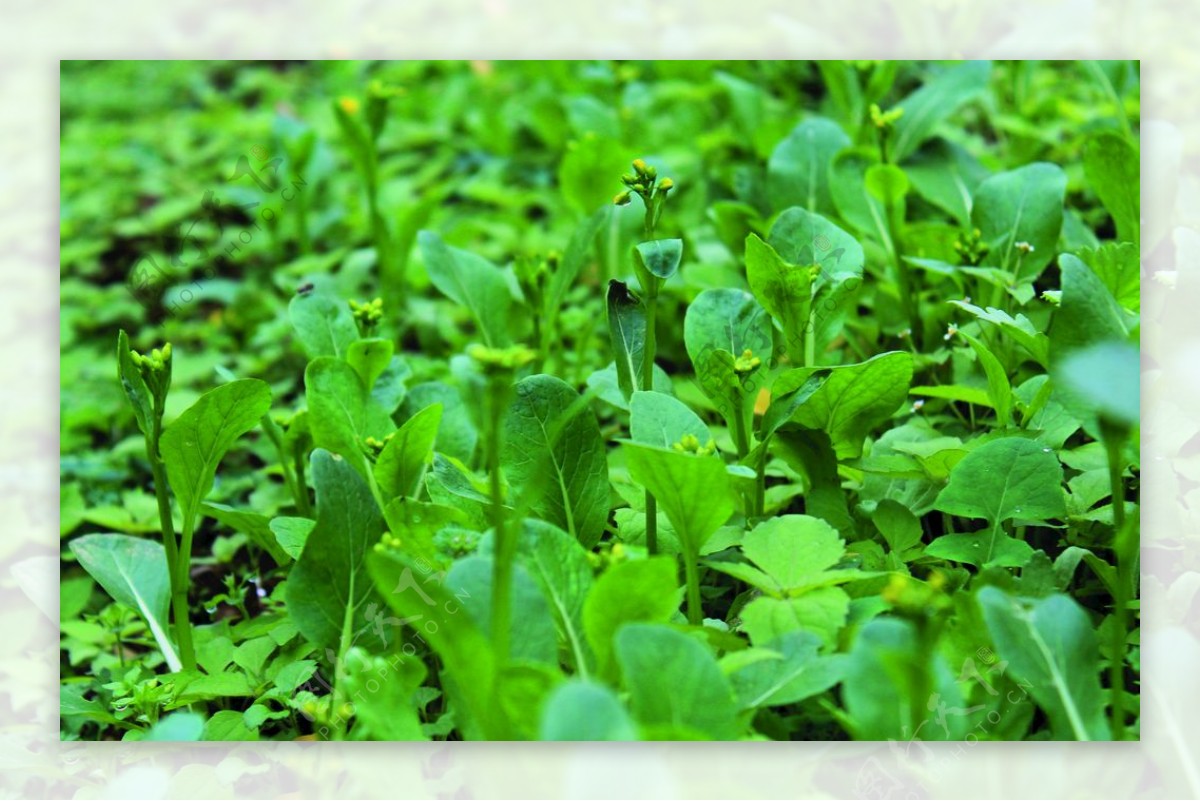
[147,410,195,671]
[1102,419,1134,740]
[642,283,660,555]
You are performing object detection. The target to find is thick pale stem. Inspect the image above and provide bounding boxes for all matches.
[683,550,703,626]
[148,413,196,671]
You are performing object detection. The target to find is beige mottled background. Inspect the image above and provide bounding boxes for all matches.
[7,0,1184,797]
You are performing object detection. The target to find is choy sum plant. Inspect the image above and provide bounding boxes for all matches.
[61,59,1140,744]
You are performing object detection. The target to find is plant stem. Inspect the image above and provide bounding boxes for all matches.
[683,550,703,625]
[1103,421,1132,740]
[884,196,920,350]
[486,375,513,663]
[147,411,196,671]
[642,284,660,555]
[261,415,307,518]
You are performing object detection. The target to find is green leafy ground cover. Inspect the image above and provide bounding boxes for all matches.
[60,60,1140,741]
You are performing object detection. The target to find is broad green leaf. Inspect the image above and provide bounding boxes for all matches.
[745,233,813,364]
[306,356,394,480]
[774,352,913,459]
[971,162,1066,282]
[144,712,204,741]
[738,588,850,649]
[403,382,476,464]
[606,279,645,401]
[418,230,513,347]
[445,556,558,666]
[615,624,741,740]
[767,117,850,214]
[978,587,1111,741]
[116,330,151,437]
[1057,340,1139,429]
[269,516,315,560]
[767,207,865,283]
[910,384,992,407]
[865,163,909,206]
[830,148,893,251]
[502,374,609,548]
[904,138,989,226]
[68,533,181,672]
[346,338,394,391]
[890,60,991,163]
[924,531,1034,568]
[375,403,442,501]
[426,453,490,527]
[288,288,359,359]
[1083,131,1139,245]
[1075,243,1139,313]
[727,630,845,709]
[202,502,292,566]
[481,520,594,676]
[629,390,710,449]
[161,379,272,538]
[843,617,973,740]
[934,437,1066,566]
[539,681,638,741]
[582,556,679,681]
[586,362,673,412]
[683,287,773,432]
[368,549,508,740]
[872,499,924,557]
[948,300,1050,367]
[961,332,1013,427]
[635,238,683,279]
[622,443,736,557]
[286,449,387,651]
[201,710,258,741]
[740,514,846,590]
[1051,253,1132,358]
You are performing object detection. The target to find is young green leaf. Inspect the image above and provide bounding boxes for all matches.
[346,338,395,391]
[622,443,736,556]
[445,556,559,666]
[1082,131,1139,245]
[374,403,443,501]
[978,587,1111,741]
[889,60,991,163]
[629,390,710,449]
[160,378,272,539]
[615,623,741,740]
[933,437,1066,566]
[605,280,646,401]
[972,162,1066,282]
[502,375,609,548]
[960,332,1013,427]
[306,356,394,480]
[634,238,683,280]
[289,288,360,359]
[767,207,865,283]
[773,352,913,459]
[481,519,594,677]
[286,449,388,651]
[69,533,181,672]
[341,647,428,741]
[904,138,989,227]
[539,681,638,741]
[418,230,514,347]
[582,556,679,681]
[727,630,846,709]
[745,233,813,365]
[116,330,152,437]
[766,117,850,214]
